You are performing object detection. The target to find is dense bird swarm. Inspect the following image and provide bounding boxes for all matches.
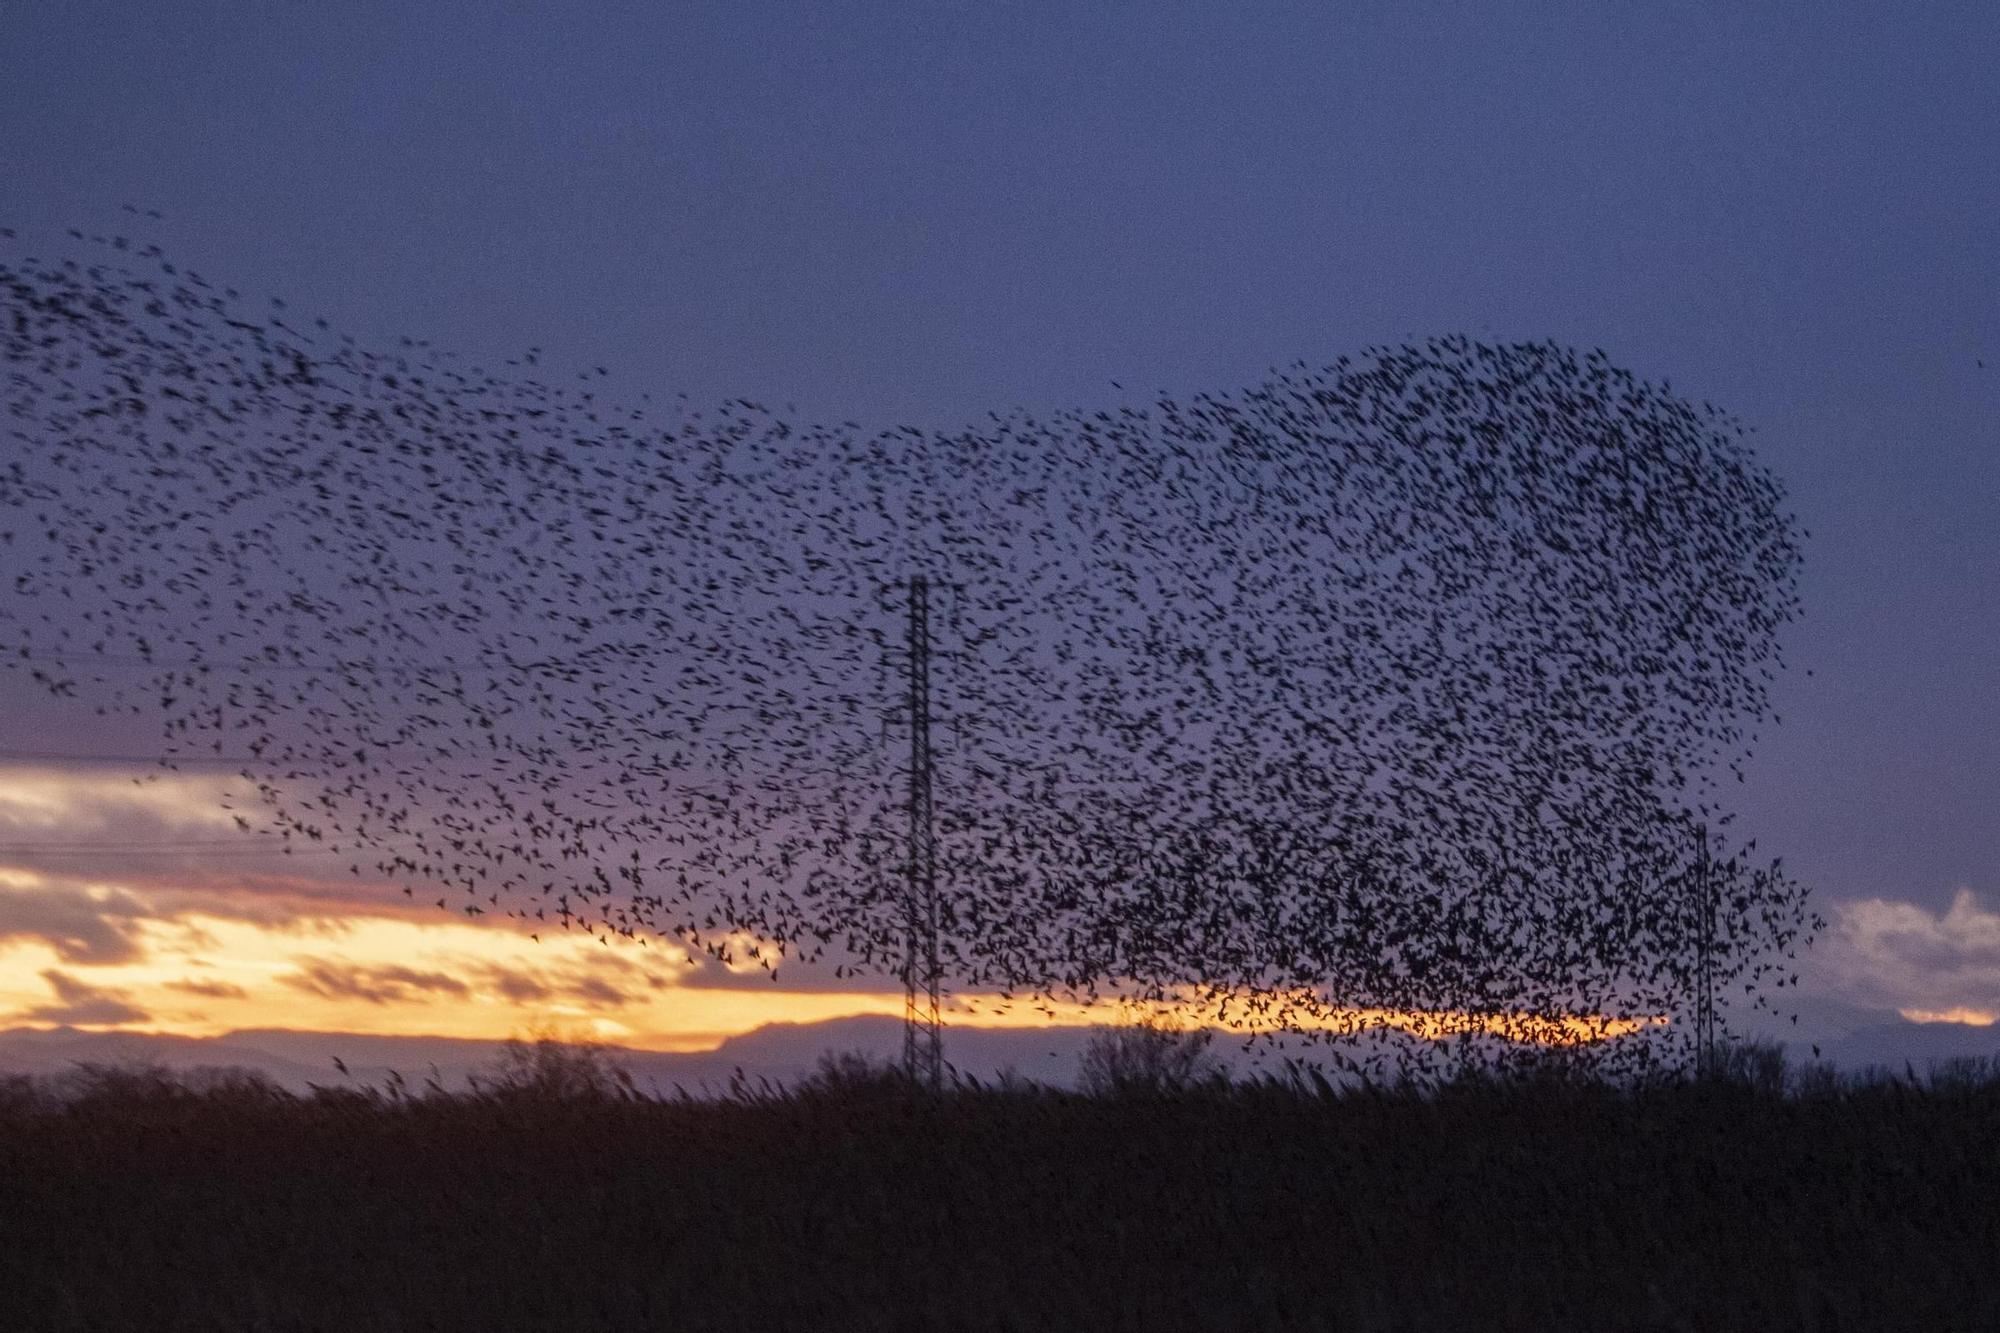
[0,228,1816,1076]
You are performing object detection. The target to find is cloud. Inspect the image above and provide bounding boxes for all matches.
[1814,889,2000,1017]
[0,767,951,1000]
[278,959,472,1005]
[0,863,416,967]
[1900,1007,1996,1026]
[23,969,150,1025]
[0,765,449,922]
[472,959,638,1010]
[567,975,633,1009]
[0,879,151,964]
[269,950,655,1015]
[478,963,552,1004]
[163,976,250,1000]
[0,767,239,837]
[0,851,505,984]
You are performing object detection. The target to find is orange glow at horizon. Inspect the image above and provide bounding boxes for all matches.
[1899,1006,1996,1027]
[0,900,1669,1052]
[0,766,1667,1054]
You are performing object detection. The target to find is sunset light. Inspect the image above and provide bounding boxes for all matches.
[2,6,1995,1323]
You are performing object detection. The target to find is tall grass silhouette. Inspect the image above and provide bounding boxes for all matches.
[2,1033,1995,1331]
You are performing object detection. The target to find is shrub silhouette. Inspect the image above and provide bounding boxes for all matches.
[1706,1035,1790,1096]
[1078,1013,1227,1096]
[470,1033,638,1102]
[794,1048,906,1098]
[2,1052,1998,1329]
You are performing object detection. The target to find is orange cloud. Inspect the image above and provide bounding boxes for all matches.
[279,960,472,1005]
[1899,1007,1996,1027]
[0,766,1671,1055]
[0,877,152,964]
[22,969,150,1026]
[163,976,250,1000]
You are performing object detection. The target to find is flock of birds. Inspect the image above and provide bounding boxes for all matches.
[0,226,1817,1078]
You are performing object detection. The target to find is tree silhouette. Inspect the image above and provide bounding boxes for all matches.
[1078,1012,1226,1096]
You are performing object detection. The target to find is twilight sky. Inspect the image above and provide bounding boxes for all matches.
[0,2,1994,1057]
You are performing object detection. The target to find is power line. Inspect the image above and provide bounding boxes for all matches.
[900,573,943,1092]
[0,745,866,788]
[0,843,350,856]
[0,837,272,849]
[5,649,649,677]
[0,747,268,765]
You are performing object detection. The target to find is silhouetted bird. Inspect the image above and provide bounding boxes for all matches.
[0,226,1817,1082]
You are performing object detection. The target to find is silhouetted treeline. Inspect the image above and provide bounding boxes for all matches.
[2,1042,1996,1331]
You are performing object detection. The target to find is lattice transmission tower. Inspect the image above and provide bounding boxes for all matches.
[900,574,944,1090]
[1692,821,1716,1079]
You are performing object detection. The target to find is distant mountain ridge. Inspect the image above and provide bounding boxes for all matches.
[0,1015,1106,1094]
[2,1005,1992,1094]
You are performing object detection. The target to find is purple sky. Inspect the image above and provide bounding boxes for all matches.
[2,2,1996,1044]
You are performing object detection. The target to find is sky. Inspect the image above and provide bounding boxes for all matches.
[0,2,1995,1065]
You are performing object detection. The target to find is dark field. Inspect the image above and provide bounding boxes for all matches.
[2,1055,1997,1332]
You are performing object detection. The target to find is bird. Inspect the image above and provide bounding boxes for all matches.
[0,228,1817,1084]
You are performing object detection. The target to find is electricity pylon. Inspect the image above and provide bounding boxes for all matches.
[1693,821,1715,1079]
[900,574,944,1090]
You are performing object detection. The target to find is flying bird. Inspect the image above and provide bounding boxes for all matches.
[0,227,1818,1083]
